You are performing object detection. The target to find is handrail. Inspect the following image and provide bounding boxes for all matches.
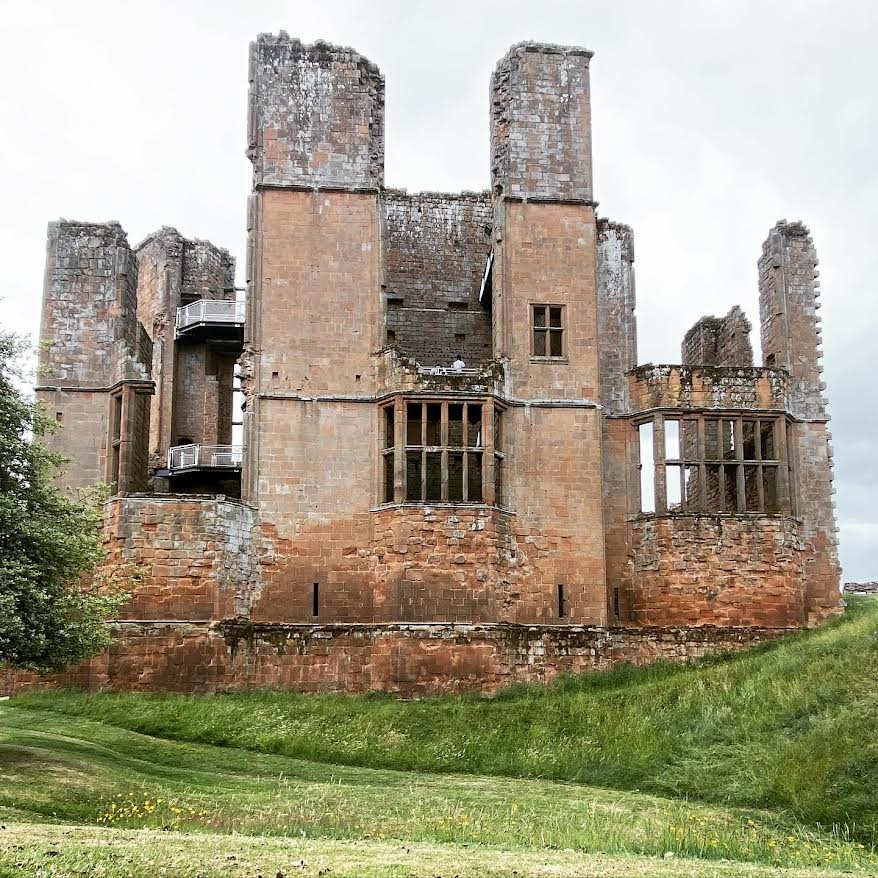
[418,366,481,377]
[176,299,245,332]
[167,444,243,471]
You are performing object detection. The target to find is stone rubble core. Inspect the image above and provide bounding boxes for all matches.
[9,35,842,697]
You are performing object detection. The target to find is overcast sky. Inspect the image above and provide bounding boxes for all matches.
[0,0,873,580]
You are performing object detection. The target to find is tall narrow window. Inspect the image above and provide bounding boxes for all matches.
[312,582,319,617]
[531,305,565,359]
[109,392,123,487]
[557,584,567,618]
[382,405,395,503]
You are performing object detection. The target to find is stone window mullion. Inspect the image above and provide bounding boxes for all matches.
[734,418,746,513]
[441,402,449,502]
[483,400,496,506]
[653,414,667,513]
[393,397,405,504]
[774,418,792,514]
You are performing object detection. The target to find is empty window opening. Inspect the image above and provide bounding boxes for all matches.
[448,301,469,311]
[637,414,790,515]
[557,584,567,618]
[55,411,63,422]
[638,421,655,514]
[454,333,466,343]
[612,587,620,619]
[232,365,244,446]
[532,304,565,358]
[386,330,396,343]
[385,399,499,504]
[312,582,319,617]
[387,296,404,307]
[109,392,123,487]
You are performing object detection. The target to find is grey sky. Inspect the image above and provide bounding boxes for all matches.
[0,0,873,579]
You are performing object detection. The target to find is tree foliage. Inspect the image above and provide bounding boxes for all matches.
[0,330,129,672]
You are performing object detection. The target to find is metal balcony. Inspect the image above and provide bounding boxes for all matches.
[167,444,243,473]
[418,366,481,378]
[175,299,245,342]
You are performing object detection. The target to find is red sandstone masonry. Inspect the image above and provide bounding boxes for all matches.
[628,516,806,628]
[1,622,786,698]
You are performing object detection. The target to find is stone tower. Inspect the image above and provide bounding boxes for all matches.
[489,43,607,623]
[759,221,840,622]
[36,221,152,493]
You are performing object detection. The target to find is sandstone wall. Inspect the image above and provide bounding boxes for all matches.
[627,516,806,627]
[106,495,259,621]
[682,306,753,367]
[36,220,153,493]
[596,219,637,414]
[491,43,593,201]
[1,620,785,698]
[247,34,384,189]
[382,190,493,368]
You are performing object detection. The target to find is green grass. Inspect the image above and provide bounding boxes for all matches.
[4,822,871,878]
[16,598,878,843]
[0,705,876,876]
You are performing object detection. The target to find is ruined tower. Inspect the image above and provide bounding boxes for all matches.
[489,43,607,622]
[8,34,842,698]
[36,221,152,493]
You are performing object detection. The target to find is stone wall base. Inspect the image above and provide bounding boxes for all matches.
[1,621,790,698]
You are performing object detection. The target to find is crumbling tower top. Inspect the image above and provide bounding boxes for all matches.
[247,32,385,190]
[490,42,595,202]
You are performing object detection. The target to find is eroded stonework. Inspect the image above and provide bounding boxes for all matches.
[9,34,842,697]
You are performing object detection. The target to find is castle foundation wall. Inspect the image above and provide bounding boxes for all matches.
[1,621,786,698]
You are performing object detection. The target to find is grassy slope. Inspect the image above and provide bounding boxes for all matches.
[0,705,875,877]
[17,598,878,840]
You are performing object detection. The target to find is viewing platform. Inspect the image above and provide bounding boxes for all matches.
[175,299,245,343]
[165,444,243,474]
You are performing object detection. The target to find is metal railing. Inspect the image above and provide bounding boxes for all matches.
[167,444,243,471]
[176,299,245,332]
[418,366,481,377]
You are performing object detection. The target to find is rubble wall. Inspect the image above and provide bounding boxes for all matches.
[1,620,785,698]
[628,516,806,627]
[382,190,493,367]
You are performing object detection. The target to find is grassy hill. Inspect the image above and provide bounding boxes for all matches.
[3,597,877,876]
[16,598,878,839]
[0,704,875,876]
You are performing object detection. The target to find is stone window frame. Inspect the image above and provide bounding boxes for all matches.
[108,390,124,488]
[635,412,794,516]
[380,396,503,506]
[530,303,567,361]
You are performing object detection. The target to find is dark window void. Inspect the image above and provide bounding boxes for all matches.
[109,393,123,486]
[637,414,791,515]
[557,584,567,618]
[312,582,319,617]
[532,304,565,359]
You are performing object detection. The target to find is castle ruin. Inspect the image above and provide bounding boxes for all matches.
[5,35,841,695]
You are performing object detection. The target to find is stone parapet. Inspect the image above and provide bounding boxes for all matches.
[627,365,789,413]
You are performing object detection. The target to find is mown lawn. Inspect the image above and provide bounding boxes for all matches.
[17,598,878,841]
[0,704,876,877]
[2,822,871,878]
